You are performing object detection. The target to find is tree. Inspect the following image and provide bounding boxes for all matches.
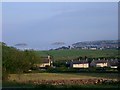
[2,42,39,81]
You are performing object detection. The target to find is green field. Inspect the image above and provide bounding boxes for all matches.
[8,73,118,82]
[34,49,119,61]
[8,73,99,83]
[3,73,119,89]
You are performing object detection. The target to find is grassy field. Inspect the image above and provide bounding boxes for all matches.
[3,81,120,89]
[3,73,119,89]
[34,49,119,61]
[8,73,118,83]
[8,73,98,82]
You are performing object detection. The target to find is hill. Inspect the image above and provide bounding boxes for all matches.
[52,40,118,50]
[72,40,118,49]
[34,49,119,61]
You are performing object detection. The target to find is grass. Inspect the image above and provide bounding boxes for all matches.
[75,73,119,80]
[3,81,120,89]
[34,49,119,61]
[8,73,118,83]
[3,73,119,89]
[8,73,98,82]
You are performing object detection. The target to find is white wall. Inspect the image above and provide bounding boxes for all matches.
[73,63,89,68]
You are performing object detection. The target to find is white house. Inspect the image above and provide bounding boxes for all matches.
[90,60,109,67]
[108,59,118,69]
[70,60,89,68]
[35,55,52,68]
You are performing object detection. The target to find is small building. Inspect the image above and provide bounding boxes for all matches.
[108,59,118,69]
[81,47,88,50]
[70,60,89,68]
[90,60,109,67]
[35,55,52,68]
[89,47,97,50]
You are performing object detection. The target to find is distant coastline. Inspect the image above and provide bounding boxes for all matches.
[7,39,118,51]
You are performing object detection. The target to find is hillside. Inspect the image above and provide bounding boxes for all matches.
[72,40,118,49]
[34,49,119,61]
[52,40,118,50]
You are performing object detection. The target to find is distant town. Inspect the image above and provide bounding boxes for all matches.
[50,40,119,50]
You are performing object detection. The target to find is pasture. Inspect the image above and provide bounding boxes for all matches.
[34,49,119,61]
[8,73,118,83]
[3,73,119,89]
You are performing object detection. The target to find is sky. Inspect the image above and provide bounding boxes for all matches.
[2,2,118,50]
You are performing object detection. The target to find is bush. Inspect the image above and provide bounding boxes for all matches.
[2,68,9,81]
[2,43,40,81]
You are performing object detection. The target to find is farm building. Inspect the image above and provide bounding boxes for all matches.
[35,55,53,68]
[90,59,109,67]
[90,59,119,68]
[70,60,89,68]
[108,59,118,69]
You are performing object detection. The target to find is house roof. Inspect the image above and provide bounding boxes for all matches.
[91,59,119,66]
[71,60,88,64]
[41,58,50,63]
[108,60,118,66]
[35,57,50,64]
[91,60,108,63]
